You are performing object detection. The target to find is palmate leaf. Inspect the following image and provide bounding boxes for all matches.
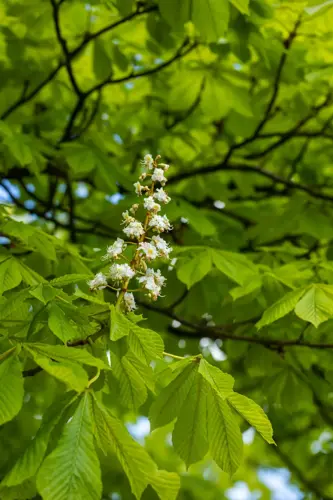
[173,374,209,467]
[0,479,37,500]
[128,324,164,365]
[227,392,275,444]
[191,0,230,42]
[207,389,243,476]
[0,289,30,320]
[198,358,234,398]
[150,470,181,500]
[0,393,77,489]
[149,357,273,475]
[47,302,81,343]
[0,354,24,425]
[211,249,258,286]
[37,393,102,500]
[149,359,199,429]
[0,257,22,295]
[91,395,155,498]
[177,250,213,288]
[91,394,181,500]
[110,305,132,340]
[24,346,88,392]
[111,350,148,410]
[230,0,249,14]
[256,287,307,329]
[49,274,93,287]
[294,284,333,327]
[29,284,58,304]
[25,343,109,370]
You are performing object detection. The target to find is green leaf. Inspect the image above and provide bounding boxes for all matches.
[91,395,155,499]
[2,221,57,261]
[173,373,208,467]
[25,346,88,392]
[126,349,156,393]
[192,0,230,42]
[37,393,102,500]
[0,394,76,488]
[227,392,275,444]
[177,250,212,288]
[112,45,129,72]
[0,355,24,425]
[48,302,80,343]
[0,289,30,320]
[256,287,307,329]
[116,0,134,15]
[3,134,33,166]
[229,0,249,14]
[29,284,58,304]
[158,0,190,32]
[0,479,37,500]
[207,388,243,475]
[111,351,148,410]
[198,358,234,398]
[49,274,92,287]
[211,249,257,285]
[149,360,198,429]
[16,261,45,286]
[150,471,180,500]
[110,305,131,340]
[294,284,333,327]
[62,144,96,176]
[128,325,164,365]
[25,343,109,370]
[93,39,112,81]
[0,258,22,295]
[74,289,108,307]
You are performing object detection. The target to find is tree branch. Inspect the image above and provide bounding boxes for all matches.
[50,0,82,97]
[1,6,156,120]
[85,40,196,95]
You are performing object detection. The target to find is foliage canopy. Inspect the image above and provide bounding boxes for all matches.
[1,0,333,498]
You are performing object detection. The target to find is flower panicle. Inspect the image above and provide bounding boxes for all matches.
[88,154,173,313]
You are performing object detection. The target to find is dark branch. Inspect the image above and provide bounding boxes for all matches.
[50,0,82,97]
[86,40,196,95]
[1,6,155,120]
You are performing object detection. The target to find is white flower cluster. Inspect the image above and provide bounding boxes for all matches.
[88,154,173,311]
[138,268,166,301]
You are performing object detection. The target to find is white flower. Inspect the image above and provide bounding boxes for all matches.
[151,168,167,185]
[149,214,172,232]
[168,257,177,271]
[158,163,170,171]
[88,272,108,290]
[141,153,154,170]
[139,172,147,181]
[134,182,143,196]
[138,268,166,300]
[102,238,126,260]
[130,204,139,214]
[123,220,144,239]
[109,263,135,282]
[122,210,135,224]
[154,188,171,204]
[152,235,172,258]
[138,242,158,260]
[144,196,160,212]
[124,292,136,311]
[153,269,166,287]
